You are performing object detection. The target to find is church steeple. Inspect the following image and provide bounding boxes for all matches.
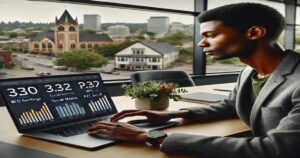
[56,10,77,24]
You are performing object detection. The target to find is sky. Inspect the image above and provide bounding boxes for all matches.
[0,0,299,25]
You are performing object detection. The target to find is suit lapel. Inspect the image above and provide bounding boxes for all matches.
[249,51,300,133]
[236,67,255,124]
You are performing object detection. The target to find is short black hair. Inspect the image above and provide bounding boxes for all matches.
[199,3,285,40]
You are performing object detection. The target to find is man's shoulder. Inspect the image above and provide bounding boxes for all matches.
[286,49,300,58]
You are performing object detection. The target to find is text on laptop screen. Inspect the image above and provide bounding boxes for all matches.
[0,74,117,131]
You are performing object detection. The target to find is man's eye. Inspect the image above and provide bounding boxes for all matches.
[208,34,216,38]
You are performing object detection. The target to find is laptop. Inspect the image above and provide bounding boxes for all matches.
[0,73,177,150]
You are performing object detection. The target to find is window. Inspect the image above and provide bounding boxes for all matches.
[34,43,39,49]
[87,43,93,48]
[132,48,145,55]
[118,57,127,62]
[69,26,76,32]
[58,26,65,31]
[296,26,300,52]
[48,43,52,48]
[58,44,63,49]
[0,0,295,81]
[205,0,285,73]
[42,43,46,49]
[149,58,160,63]
[80,43,86,49]
[71,43,76,49]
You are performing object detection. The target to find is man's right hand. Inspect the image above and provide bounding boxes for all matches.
[110,109,190,124]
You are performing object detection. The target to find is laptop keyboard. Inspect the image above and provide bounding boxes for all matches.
[42,118,109,137]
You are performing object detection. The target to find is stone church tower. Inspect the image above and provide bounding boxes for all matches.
[54,10,79,53]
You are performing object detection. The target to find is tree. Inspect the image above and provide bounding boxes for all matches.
[95,40,135,58]
[296,36,300,45]
[8,32,18,39]
[54,49,108,71]
[157,32,192,46]
[178,47,193,63]
[80,29,96,34]
[145,32,155,39]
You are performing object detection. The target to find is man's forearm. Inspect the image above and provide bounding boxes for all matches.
[167,110,190,119]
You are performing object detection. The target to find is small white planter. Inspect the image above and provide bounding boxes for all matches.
[135,96,169,110]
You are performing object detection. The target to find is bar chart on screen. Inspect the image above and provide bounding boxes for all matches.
[18,102,54,126]
[88,95,112,112]
[53,102,86,119]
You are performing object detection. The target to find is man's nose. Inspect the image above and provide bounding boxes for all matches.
[197,39,210,48]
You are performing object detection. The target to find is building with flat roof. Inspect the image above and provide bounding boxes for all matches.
[83,14,101,31]
[107,25,130,39]
[147,17,170,36]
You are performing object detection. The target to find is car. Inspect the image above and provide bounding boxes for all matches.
[100,68,113,74]
[111,71,120,75]
[21,64,34,70]
[36,72,51,77]
[53,65,67,71]
[100,68,119,75]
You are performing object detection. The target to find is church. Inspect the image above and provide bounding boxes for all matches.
[28,10,113,55]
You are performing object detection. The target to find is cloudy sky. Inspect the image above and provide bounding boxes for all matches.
[0,0,298,24]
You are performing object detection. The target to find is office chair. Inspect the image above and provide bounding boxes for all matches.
[130,70,195,87]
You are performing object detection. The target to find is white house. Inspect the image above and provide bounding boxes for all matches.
[115,41,179,70]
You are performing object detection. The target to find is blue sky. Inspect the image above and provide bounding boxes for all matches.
[0,0,297,24]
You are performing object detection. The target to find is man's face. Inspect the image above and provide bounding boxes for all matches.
[198,21,256,60]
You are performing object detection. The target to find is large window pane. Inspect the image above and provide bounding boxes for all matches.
[296,6,300,52]
[92,0,194,11]
[205,0,285,73]
[0,0,193,80]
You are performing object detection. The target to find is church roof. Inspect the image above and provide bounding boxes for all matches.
[57,10,76,24]
[79,33,113,42]
[30,33,113,43]
[30,33,55,42]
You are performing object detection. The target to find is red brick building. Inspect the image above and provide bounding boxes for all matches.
[0,50,13,69]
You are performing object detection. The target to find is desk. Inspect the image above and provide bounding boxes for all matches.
[0,83,249,158]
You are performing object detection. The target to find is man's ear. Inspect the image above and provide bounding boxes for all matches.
[246,26,266,40]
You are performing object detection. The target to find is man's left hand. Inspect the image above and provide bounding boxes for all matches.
[87,122,147,143]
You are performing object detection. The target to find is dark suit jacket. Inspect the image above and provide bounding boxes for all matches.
[161,50,300,158]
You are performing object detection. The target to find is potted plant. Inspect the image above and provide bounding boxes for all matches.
[122,81,187,110]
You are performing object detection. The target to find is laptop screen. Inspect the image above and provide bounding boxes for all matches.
[0,73,118,132]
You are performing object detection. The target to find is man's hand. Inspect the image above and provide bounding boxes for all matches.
[110,109,190,124]
[87,122,147,143]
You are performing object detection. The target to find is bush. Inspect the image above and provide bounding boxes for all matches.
[54,49,108,71]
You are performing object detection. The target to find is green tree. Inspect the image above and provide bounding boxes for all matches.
[177,47,193,63]
[296,36,300,45]
[145,32,155,39]
[8,32,18,38]
[95,40,135,58]
[157,32,192,46]
[54,49,108,71]
[80,29,96,34]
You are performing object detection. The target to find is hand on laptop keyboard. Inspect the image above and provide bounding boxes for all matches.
[87,122,147,143]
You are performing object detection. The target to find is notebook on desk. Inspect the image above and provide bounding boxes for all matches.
[180,92,228,104]
[0,73,178,150]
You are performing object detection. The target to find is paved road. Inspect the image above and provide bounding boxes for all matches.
[1,53,244,80]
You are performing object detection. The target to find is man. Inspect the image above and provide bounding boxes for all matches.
[87,3,300,158]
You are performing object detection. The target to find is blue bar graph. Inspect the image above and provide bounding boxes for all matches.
[54,102,86,118]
